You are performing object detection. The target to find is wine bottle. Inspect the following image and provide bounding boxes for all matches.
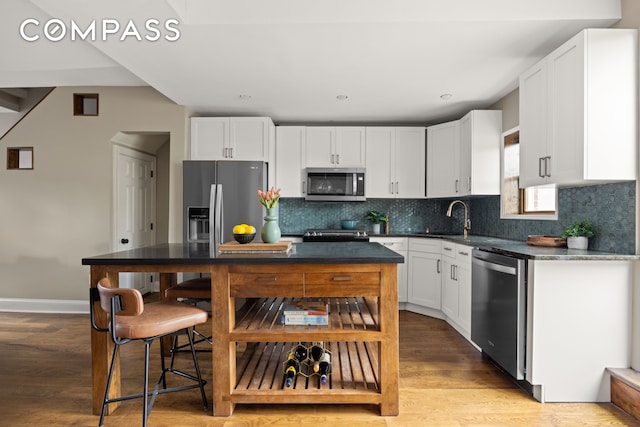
[318,351,331,385]
[310,342,324,373]
[283,353,299,388]
[291,343,308,362]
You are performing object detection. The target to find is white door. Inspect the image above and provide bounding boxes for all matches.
[426,121,459,198]
[365,127,394,198]
[114,145,156,292]
[394,127,425,198]
[305,127,335,167]
[334,127,366,167]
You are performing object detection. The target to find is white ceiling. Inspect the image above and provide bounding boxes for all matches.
[0,0,623,125]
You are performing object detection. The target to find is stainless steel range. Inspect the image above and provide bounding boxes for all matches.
[303,229,370,242]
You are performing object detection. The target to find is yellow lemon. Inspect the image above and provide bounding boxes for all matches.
[246,225,256,234]
[233,224,246,234]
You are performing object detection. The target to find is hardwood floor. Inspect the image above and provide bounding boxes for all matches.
[1,308,638,426]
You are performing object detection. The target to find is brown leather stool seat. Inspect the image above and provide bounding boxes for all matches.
[90,278,208,427]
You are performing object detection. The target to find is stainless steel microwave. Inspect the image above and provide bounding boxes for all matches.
[305,168,365,201]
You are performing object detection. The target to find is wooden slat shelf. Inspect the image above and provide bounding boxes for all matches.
[234,341,381,401]
[233,297,380,340]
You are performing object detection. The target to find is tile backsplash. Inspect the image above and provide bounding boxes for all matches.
[279,181,636,254]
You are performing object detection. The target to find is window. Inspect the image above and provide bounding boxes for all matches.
[500,127,557,219]
[7,147,33,170]
[73,93,99,116]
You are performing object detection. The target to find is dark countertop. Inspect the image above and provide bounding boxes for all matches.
[380,233,639,260]
[82,242,405,266]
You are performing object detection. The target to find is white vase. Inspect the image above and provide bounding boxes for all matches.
[567,236,588,250]
[372,223,381,234]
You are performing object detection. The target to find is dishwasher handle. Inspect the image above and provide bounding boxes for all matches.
[472,256,517,276]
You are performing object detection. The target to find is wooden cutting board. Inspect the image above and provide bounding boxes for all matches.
[218,241,292,253]
[527,235,567,247]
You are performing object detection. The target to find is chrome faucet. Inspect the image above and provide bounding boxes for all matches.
[446,200,471,238]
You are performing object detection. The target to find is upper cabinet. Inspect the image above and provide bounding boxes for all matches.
[519,29,638,188]
[304,126,366,168]
[426,110,502,198]
[190,117,274,162]
[365,127,425,198]
[275,126,305,197]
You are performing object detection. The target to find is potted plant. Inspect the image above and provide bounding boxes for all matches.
[561,219,595,250]
[366,210,389,234]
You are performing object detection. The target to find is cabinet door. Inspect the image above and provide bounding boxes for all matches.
[275,126,305,197]
[407,251,441,309]
[457,262,472,334]
[394,127,425,198]
[519,59,549,187]
[371,237,409,304]
[305,127,335,167]
[229,118,270,161]
[335,127,366,167]
[547,35,584,184]
[426,121,459,198]
[365,127,395,198]
[190,117,229,160]
[458,114,473,196]
[441,258,458,320]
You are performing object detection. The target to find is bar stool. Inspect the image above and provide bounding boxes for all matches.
[90,278,208,427]
[164,277,212,351]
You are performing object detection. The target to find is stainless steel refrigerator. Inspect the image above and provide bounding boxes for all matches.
[183,160,267,247]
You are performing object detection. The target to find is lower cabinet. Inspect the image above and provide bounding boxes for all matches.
[370,237,408,304]
[440,241,472,339]
[407,238,442,310]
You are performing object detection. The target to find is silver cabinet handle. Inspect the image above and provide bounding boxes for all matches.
[437,259,441,274]
[336,154,340,164]
[395,182,399,194]
[468,177,471,191]
[223,147,228,158]
[545,156,551,177]
[229,147,234,158]
[331,154,335,164]
[539,157,544,178]
[390,182,394,194]
[302,180,306,194]
[455,179,459,193]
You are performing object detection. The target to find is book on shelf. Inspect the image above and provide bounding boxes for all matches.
[281,299,329,325]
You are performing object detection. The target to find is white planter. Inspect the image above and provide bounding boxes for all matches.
[567,236,589,250]
[372,223,381,234]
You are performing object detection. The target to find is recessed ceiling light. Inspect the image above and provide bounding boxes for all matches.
[239,94,252,100]
[440,93,453,100]
[336,95,349,100]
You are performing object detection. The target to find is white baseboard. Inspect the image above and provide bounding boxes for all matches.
[0,298,88,314]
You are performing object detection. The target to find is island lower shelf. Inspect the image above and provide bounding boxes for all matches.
[233,341,381,404]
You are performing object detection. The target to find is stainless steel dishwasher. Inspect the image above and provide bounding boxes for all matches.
[471,249,526,379]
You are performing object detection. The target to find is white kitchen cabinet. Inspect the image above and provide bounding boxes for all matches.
[440,242,472,338]
[304,126,365,168]
[407,238,441,310]
[458,110,502,196]
[426,121,459,198]
[526,260,632,402]
[365,127,425,198]
[275,126,305,197]
[370,237,408,305]
[190,117,274,162]
[426,110,501,198]
[519,28,637,188]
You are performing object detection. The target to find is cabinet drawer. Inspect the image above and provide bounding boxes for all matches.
[408,238,441,254]
[305,272,380,297]
[230,273,303,297]
[370,237,408,252]
[455,244,472,265]
[441,241,456,259]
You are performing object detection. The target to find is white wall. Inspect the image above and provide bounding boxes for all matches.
[0,86,189,301]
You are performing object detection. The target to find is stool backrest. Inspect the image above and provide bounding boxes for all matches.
[97,277,144,316]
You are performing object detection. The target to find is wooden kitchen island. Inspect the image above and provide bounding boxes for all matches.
[82,242,403,417]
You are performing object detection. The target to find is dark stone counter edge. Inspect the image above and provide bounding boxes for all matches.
[81,256,404,266]
[284,233,639,260]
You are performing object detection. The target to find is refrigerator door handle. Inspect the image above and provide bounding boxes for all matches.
[210,184,224,249]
